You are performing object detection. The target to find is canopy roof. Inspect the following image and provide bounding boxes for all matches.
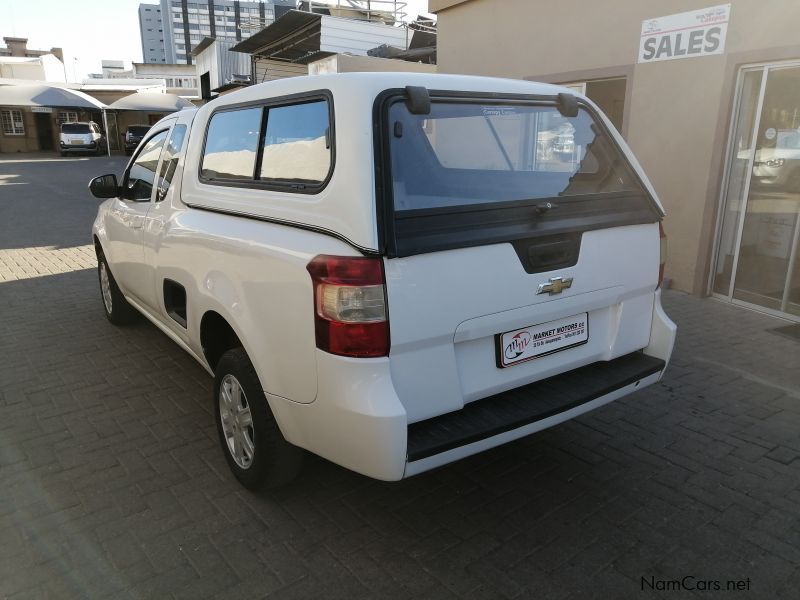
[0,83,105,109]
[106,92,194,112]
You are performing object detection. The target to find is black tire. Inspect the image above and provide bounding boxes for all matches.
[214,347,303,490]
[97,253,138,325]
[59,150,66,157]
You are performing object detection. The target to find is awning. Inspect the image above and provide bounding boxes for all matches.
[231,9,409,65]
[106,92,194,112]
[231,10,322,58]
[0,83,105,110]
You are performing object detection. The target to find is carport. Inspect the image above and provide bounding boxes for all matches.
[0,83,105,153]
[102,92,194,155]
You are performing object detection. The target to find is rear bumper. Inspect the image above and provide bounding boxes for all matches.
[269,291,676,481]
[60,142,98,152]
[405,354,663,476]
[271,352,664,480]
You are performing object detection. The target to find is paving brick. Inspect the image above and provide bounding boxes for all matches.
[2,155,799,598]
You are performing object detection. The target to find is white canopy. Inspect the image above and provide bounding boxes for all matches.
[106,92,194,112]
[0,83,105,109]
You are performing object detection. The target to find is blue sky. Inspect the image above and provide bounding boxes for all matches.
[3,0,433,82]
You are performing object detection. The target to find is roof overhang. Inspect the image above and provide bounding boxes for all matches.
[212,81,248,93]
[191,36,217,57]
[106,92,194,112]
[0,83,106,109]
[232,9,409,64]
[232,10,322,61]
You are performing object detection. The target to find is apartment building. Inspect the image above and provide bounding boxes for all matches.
[137,0,294,65]
[138,4,167,63]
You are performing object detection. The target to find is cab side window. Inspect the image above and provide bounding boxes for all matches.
[156,124,188,201]
[124,130,169,201]
[261,100,330,183]
[199,96,333,192]
[200,108,261,180]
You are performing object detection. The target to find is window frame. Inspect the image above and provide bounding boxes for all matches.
[198,89,335,195]
[121,127,171,203]
[57,111,79,125]
[1,109,25,136]
[372,88,662,258]
[155,123,188,202]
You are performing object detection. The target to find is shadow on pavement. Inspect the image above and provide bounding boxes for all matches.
[0,155,129,251]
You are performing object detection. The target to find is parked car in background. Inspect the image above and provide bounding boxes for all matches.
[123,124,152,156]
[88,73,676,490]
[750,129,800,192]
[60,122,104,156]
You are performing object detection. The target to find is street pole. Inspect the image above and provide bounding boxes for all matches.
[102,108,111,157]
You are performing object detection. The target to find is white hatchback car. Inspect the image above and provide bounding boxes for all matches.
[89,73,676,489]
[60,121,105,156]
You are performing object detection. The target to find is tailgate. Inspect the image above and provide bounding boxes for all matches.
[376,90,663,423]
[385,223,659,423]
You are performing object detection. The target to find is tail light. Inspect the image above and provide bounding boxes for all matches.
[306,255,389,358]
[657,222,667,289]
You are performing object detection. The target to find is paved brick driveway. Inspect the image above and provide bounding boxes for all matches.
[1,155,799,599]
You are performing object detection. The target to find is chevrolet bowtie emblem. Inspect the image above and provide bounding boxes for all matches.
[537,276,573,295]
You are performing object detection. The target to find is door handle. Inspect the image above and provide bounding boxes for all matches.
[131,215,145,230]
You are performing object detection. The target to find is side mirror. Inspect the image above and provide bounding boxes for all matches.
[88,173,119,199]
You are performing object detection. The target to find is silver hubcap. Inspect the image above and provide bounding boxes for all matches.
[219,374,255,469]
[100,262,113,314]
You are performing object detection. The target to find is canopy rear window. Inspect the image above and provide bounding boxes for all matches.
[381,96,660,257]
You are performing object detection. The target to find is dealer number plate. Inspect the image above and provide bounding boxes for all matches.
[497,313,588,368]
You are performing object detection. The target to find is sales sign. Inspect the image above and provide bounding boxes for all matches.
[638,4,730,63]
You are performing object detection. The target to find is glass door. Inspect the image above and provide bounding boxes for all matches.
[712,62,800,319]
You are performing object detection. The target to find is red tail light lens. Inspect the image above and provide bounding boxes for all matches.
[657,222,667,289]
[306,255,389,358]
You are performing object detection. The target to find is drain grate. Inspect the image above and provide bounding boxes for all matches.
[769,324,800,342]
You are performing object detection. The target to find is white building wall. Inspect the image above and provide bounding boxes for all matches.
[308,54,436,75]
[319,16,410,55]
[0,55,66,82]
[252,59,306,83]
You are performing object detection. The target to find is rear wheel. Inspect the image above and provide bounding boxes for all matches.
[97,253,137,325]
[214,347,303,490]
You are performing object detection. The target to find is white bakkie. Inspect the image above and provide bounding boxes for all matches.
[89,73,676,489]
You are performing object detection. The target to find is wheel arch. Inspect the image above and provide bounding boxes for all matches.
[93,234,104,257]
[200,309,245,373]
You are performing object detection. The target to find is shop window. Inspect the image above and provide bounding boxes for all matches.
[1,109,24,135]
[559,77,627,134]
